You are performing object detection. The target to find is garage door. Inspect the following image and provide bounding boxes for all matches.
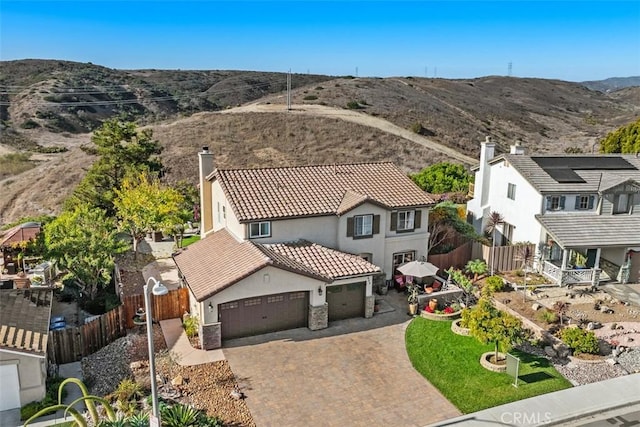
[0,364,21,411]
[220,291,309,340]
[327,282,365,321]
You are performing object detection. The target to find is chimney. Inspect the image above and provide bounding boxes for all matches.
[510,140,525,155]
[198,147,215,236]
[480,136,495,164]
[478,136,495,207]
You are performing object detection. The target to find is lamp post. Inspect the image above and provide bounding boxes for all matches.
[144,276,169,426]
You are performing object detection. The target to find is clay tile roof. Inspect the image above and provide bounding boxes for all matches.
[0,289,51,357]
[214,162,435,222]
[173,229,270,301]
[258,241,382,280]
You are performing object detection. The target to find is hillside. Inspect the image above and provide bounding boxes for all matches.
[1,60,639,224]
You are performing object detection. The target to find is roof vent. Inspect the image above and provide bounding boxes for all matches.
[201,146,210,153]
[510,140,525,155]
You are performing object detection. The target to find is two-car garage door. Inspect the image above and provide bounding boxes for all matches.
[219,291,309,340]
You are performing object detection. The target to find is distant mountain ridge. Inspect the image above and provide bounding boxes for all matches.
[580,76,640,92]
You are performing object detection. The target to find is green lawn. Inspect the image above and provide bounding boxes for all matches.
[181,235,200,247]
[405,317,572,413]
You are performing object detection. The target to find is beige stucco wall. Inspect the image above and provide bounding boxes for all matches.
[211,181,244,239]
[337,203,388,267]
[251,215,338,247]
[201,265,326,324]
[0,351,46,405]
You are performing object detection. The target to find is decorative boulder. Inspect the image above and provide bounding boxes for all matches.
[532,303,542,311]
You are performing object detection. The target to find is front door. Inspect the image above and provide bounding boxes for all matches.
[630,250,640,283]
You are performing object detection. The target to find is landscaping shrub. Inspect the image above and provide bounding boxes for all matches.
[484,275,505,294]
[561,327,599,355]
[183,314,199,338]
[536,308,558,324]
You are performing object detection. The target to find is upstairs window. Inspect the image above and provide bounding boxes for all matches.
[390,210,421,233]
[575,195,595,210]
[507,183,516,200]
[354,214,373,237]
[249,221,271,238]
[397,210,415,231]
[614,193,632,214]
[546,196,566,211]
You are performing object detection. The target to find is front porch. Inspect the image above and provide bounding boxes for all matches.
[540,260,602,286]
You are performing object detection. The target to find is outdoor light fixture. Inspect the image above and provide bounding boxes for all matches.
[318,286,323,296]
[208,302,214,312]
[144,276,169,426]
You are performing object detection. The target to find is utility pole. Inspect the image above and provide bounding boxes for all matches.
[508,62,513,77]
[355,66,358,77]
[287,69,291,111]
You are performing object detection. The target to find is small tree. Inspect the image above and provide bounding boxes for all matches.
[465,259,488,282]
[485,211,505,276]
[447,268,477,307]
[552,301,570,326]
[462,297,524,362]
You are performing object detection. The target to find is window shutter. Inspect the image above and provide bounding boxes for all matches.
[390,212,397,231]
[560,196,566,209]
[414,210,421,229]
[588,195,595,209]
[346,217,354,237]
[546,197,551,210]
[373,215,380,234]
[574,196,580,209]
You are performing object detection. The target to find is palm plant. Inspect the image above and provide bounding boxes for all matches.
[485,211,505,276]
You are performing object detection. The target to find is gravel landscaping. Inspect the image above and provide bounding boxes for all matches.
[81,325,255,426]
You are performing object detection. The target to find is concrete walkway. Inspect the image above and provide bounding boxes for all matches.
[429,373,640,426]
[159,318,225,366]
[601,282,640,308]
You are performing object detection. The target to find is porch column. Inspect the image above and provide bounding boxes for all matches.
[593,248,601,269]
[592,248,602,286]
[561,249,569,269]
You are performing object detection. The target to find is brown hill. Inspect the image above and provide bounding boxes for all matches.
[1,60,639,224]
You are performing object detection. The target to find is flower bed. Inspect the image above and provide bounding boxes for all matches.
[451,318,471,336]
[421,309,461,321]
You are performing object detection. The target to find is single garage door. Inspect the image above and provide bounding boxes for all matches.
[220,291,309,340]
[327,282,366,321]
[0,364,21,411]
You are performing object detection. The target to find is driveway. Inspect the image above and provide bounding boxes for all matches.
[223,291,461,427]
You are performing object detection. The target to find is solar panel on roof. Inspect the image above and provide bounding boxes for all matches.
[532,157,637,170]
[544,168,586,183]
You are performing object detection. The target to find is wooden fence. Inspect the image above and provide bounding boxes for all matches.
[428,241,473,272]
[471,242,536,273]
[122,287,189,329]
[47,287,190,365]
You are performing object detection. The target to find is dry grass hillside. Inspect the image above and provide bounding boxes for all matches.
[1,60,639,224]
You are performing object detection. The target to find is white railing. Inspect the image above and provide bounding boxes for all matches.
[542,261,560,282]
[562,268,594,284]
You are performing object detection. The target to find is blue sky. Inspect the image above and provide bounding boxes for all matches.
[1,1,639,81]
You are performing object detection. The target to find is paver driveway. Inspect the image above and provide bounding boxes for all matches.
[223,293,461,427]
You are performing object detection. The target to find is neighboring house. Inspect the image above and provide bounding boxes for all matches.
[172,148,435,349]
[0,289,52,411]
[467,137,640,286]
[0,222,41,274]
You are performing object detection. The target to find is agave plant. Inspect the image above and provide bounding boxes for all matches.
[160,403,201,427]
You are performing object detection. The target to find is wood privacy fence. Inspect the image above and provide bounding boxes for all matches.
[471,242,536,273]
[48,288,190,365]
[122,287,189,329]
[428,241,473,272]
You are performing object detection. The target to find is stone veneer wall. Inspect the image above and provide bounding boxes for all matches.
[309,303,328,330]
[365,295,375,318]
[200,322,222,350]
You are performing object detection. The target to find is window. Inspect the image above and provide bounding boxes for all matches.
[392,251,415,275]
[502,222,515,245]
[354,214,373,237]
[217,202,221,223]
[249,221,271,238]
[507,183,516,200]
[546,196,566,211]
[614,193,632,214]
[397,210,415,231]
[575,195,595,210]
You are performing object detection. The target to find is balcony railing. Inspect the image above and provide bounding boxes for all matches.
[542,261,596,286]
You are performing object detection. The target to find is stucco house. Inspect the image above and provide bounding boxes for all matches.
[467,137,640,286]
[0,289,51,411]
[172,148,435,349]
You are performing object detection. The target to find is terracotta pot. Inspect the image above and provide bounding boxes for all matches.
[428,298,438,311]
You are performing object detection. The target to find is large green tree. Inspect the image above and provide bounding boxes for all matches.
[600,118,640,154]
[410,162,472,194]
[44,204,128,300]
[428,201,478,253]
[114,172,185,255]
[68,119,163,216]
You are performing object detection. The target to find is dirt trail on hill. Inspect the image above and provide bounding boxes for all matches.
[220,103,477,165]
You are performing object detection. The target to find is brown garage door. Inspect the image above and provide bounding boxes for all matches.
[219,291,309,340]
[327,282,365,321]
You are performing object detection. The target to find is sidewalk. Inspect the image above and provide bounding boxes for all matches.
[429,373,640,426]
[159,318,225,366]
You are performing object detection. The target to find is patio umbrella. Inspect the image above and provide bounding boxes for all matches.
[397,259,440,278]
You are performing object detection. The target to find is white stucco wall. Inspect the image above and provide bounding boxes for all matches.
[601,247,627,266]
[0,351,46,406]
[201,265,325,324]
[211,181,244,239]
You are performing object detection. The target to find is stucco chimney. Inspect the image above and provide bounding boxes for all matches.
[478,136,495,207]
[510,140,525,155]
[198,147,215,236]
[480,136,495,164]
